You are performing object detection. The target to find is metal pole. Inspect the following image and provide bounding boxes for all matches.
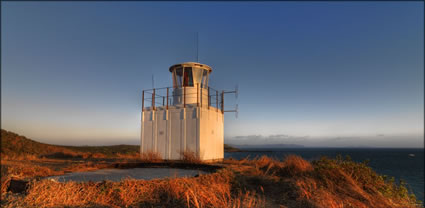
[200,84,202,108]
[221,90,224,114]
[197,83,199,107]
[184,86,186,108]
[142,90,144,112]
[166,87,169,110]
[196,32,199,62]
[152,89,155,110]
[216,90,218,112]
[163,97,165,106]
[208,87,210,109]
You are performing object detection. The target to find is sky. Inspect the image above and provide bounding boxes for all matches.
[1,2,423,147]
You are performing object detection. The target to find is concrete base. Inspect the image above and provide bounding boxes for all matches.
[141,104,224,161]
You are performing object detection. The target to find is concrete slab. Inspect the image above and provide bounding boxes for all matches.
[46,168,206,182]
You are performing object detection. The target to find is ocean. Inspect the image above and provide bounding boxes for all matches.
[225,148,424,203]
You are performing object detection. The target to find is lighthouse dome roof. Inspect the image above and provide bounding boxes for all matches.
[169,62,212,73]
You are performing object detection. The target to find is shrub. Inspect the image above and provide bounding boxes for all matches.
[180,150,202,164]
[140,151,162,162]
[280,155,313,177]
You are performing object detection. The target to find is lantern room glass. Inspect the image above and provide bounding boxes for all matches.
[183,67,194,87]
[172,66,209,89]
[201,70,209,89]
[174,67,183,88]
[192,67,203,87]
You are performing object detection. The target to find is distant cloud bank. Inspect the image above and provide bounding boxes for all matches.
[225,134,424,148]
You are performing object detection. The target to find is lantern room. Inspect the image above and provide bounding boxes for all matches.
[169,62,212,106]
[169,62,212,89]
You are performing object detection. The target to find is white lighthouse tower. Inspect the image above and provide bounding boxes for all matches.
[141,62,232,161]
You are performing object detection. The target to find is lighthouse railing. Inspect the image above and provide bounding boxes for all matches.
[141,86,223,112]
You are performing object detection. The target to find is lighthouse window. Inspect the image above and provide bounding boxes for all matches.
[175,67,183,88]
[201,70,209,88]
[193,67,203,87]
[183,67,194,87]
[172,69,178,88]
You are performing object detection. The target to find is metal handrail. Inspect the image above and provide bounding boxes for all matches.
[142,85,223,112]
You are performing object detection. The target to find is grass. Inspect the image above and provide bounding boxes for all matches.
[224,155,421,208]
[1,129,80,159]
[3,155,420,208]
[140,151,163,162]
[1,129,139,160]
[1,129,422,208]
[63,145,139,158]
[20,168,264,208]
[181,150,203,164]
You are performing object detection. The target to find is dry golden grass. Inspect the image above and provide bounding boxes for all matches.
[253,155,283,176]
[294,156,417,208]
[1,153,420,208]
[181,150,203,164]
[80,152,106,159]
[281,155,313,176]
[224,155,420,208]
[1,160,60,179]
[0,158,113,202]
[2,129,140,161]
[115,152,140,159]
[20,168,264,208]
[140,151,162,162]
[1,154,39,161]
[1,159,61,202]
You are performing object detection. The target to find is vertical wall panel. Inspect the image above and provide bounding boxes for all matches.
[170,110,182,159]
[156,110,167,159]
[186,108,198,154]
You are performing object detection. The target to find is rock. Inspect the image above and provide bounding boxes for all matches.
[7,179,29,194]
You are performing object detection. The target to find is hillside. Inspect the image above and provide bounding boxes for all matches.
[0,129,76,158]
[2,129,239,158]
[0,129,139,159]
[3,153,421,207]
[63,145,139,157]
[224,144,241,152]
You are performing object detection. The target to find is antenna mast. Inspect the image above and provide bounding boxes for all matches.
[196,32,199,62]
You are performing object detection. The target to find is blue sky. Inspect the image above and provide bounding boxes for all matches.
[2,2,423,147]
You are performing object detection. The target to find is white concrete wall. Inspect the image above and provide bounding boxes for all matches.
[141,104,223,161]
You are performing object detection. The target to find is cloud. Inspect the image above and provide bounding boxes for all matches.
[225,134,424,148]
[226,134,309,146]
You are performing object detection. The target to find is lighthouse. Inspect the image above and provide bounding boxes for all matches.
[141,62,232,161]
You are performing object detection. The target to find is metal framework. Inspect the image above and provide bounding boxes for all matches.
[142,85,238,118]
